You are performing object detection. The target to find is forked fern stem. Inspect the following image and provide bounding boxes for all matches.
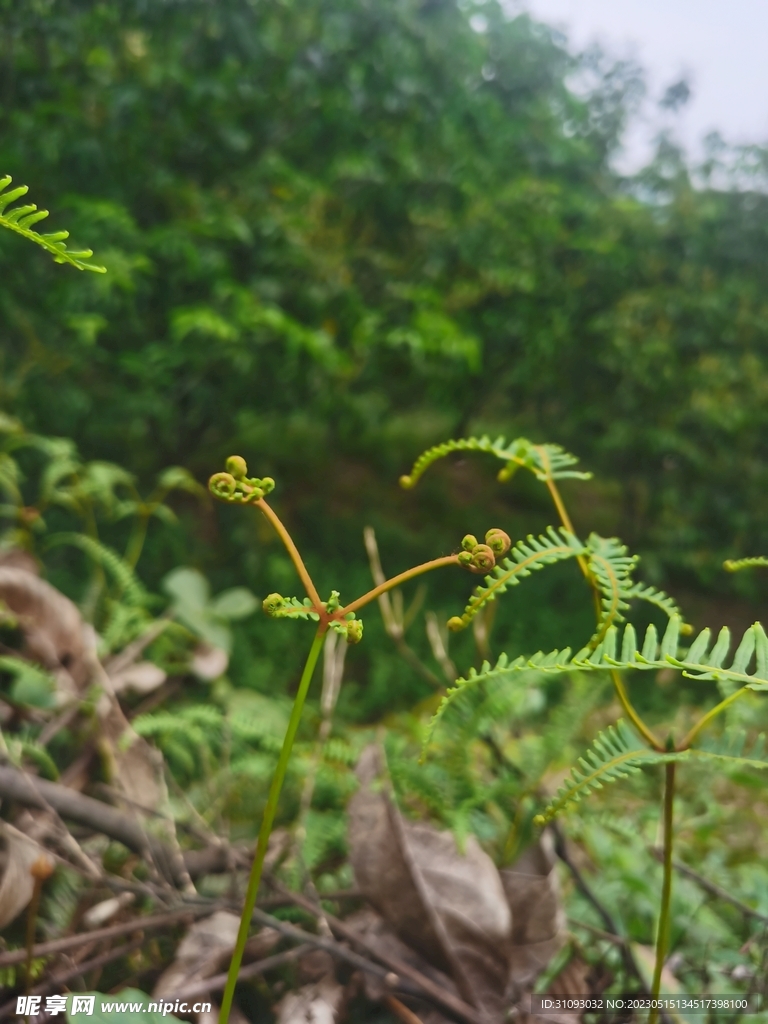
[677,687,750,751]
[545,471,660,752]
[219,628,325,1024]
[649,762,676,1024]
[543,468,662,755]
[611,670,663,751]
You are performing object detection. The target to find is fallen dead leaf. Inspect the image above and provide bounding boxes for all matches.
[0,565,89,695]
[154,911,280,998]
[349,746,512,1020]
[343,907,458,1010]
[501,837,565,1000]
[0,821,55,929]
[154,911,241,997]
[274,977,344,1024]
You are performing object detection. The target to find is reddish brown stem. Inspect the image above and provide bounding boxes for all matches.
[340,555,460,617]
[256,498,323,610]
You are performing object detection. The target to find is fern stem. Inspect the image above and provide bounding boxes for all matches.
[544,475,602,621]
[544,477,577,538]
[256,498,323,610]
[678,687,750,750]
[219,627,325,1024]
[610,670,663,751]
[124,512,150,569]
[649,763,676,1024]
[341,554,459,617]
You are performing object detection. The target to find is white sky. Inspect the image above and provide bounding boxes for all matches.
[513,0,768,170]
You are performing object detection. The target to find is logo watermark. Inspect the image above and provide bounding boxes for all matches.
[16,996,212,1018]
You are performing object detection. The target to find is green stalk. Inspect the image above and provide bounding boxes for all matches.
[649,762,676,1024]
[124,511,150,569]
[219,628,325,1024]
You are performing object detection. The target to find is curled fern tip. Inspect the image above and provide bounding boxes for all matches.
[209,457,276,502]
[485,528,511,556]
[209,471,236,499]
[226,455,248,479]
[346,619,364,644]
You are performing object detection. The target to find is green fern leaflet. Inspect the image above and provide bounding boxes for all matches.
[586,534,638,643]
[423,616,768,754]
[0,175,105,272]
[627,583,686,623]
[724,556,768,573]
[400,435,591,490]
[262,593,320,621]
[45,533,146,605]
[534,721,677,824]
[535,722,768,824]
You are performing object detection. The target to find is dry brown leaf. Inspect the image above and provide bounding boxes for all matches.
[547,954,591,999]
[349,746,512,1020]
[154,911,280,998]
[0,549,40,575]
[0,557,189,889]
[0,821,55,929]
[109,660,167,695]
[501,837,566,999]
[87,629,193,889]
[153,911,241,997]
[0,565,88,695]
[343,907,458,1009]
[274,977,344,1024]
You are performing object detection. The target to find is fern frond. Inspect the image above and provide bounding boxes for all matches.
[448,527,585,631]
[400,435,514,488]
[534,720,682,824]
[423,616,768,753]
[628,583,686,624]
[0,175,105,272]
[696,728,768,766]
[422,650,558,754]
[262,594,320,621]
[399,435,591,489]
[724,556,768,573]
[45,533,146,605]
[586,534,638,644]
[509,439,592,484]
[322,738,358,767]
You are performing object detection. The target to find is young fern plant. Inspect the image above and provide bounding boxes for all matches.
[207,455,515,1024]
[409,435,768,1020]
